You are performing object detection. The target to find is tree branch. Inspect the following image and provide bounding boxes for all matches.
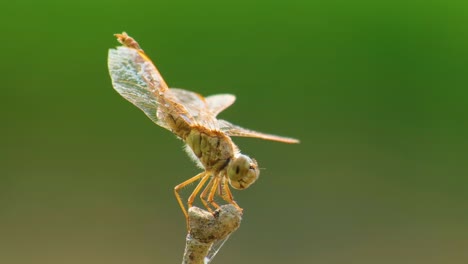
[182,205,242,264]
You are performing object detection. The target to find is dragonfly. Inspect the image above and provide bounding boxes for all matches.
[108,32,299,225]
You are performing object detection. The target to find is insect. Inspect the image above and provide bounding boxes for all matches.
[108,32,299,225]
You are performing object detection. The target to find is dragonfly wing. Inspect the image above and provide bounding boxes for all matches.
[168,88,220,130]
[167,88,207,116]
[205,94,236,116]
[219,120,300,144]
[108,46,196,129]
[108,46,166,127]
[168,89,236,118]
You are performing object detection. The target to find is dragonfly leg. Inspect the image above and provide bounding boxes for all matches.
[174,171,209,220]
[207,177,221,210]
[187,173,212,208]
[200,177,216,213]
[221,177,243,213]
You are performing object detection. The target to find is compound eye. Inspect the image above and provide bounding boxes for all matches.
[227,155,259,190]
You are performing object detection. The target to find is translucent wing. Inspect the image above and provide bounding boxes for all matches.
[108,46,161,124]
[205,94,236,116]
[219,120,300,144]
[166,88,220,130]
[167,89,236,117]
[166,88,209,118]
[108,46,196,129]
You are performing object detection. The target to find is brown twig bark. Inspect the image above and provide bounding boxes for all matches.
[182,205,242,264]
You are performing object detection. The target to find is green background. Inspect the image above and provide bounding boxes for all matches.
[2,1,468,263]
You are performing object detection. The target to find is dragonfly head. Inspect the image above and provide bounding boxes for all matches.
[227,154,259,190]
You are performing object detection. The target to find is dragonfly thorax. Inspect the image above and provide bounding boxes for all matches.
[185,129,236,171]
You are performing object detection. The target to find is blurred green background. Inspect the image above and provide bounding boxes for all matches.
[1,0,468,263]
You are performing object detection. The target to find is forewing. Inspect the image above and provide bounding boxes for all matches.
[205,94,236,116]
[109,46,199,130]
[108,47,164,125]
[219,120,300,144]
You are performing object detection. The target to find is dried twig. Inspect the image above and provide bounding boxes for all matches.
[182,205,242,264]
